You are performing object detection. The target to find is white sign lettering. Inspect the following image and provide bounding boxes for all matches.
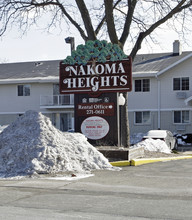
[60,59,132,94]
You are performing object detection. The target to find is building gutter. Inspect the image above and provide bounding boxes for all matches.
[156,74,161,129]
[132,71,157,78]
[0,76,59,84]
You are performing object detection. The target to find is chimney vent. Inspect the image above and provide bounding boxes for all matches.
[173,40,182,56]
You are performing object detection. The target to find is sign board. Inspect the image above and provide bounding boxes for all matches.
[81,116,109,140]
[75,93,119,145]
[60,58,132,95]
[77,103,114,116]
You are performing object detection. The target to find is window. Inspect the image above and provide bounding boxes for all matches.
[135,79,150,92]
[135,111,150,124]
[53,84,71,105]
[173,77,189,91]
[53,84,59,95]
[174,110,189,124]
[18,85,30,96]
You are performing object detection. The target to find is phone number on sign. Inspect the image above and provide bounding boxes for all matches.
[86,110,105,115]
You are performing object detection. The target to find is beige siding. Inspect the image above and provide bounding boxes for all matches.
[129,110,192,135]
[159,58,192,109]
[160,111,192,134]
[129,111,158,134]
[0,83,52,113]
[128,77,158,110]
[129,57,192,136]
[0,114,18,125]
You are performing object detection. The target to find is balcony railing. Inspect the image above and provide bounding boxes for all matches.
[40,95,74,107]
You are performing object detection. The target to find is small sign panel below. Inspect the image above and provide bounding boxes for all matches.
[81,116,109,140]
[77,103,114,116]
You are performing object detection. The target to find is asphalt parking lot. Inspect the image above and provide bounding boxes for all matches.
[0,158,192,220]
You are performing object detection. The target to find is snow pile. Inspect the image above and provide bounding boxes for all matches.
[0,111,114,177]
[0,125,8,133]
[133,138,172,154]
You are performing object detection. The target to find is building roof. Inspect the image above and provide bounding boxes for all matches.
[133,51,192,77]
[0,50,192,83]
[0,60,60,83]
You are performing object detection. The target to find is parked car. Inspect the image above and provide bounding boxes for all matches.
[143,130,177,150]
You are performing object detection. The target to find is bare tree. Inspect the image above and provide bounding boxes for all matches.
[1,0,192,146]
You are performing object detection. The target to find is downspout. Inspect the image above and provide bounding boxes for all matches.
[156,74,161,129]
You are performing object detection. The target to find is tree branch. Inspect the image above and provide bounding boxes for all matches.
[55,0,88,41]
[119,0,137,47]
[95,0,122,36]
[75,0,96,40]
[0,0,89,41]
[130,0,192,60]
[104,0,119,45]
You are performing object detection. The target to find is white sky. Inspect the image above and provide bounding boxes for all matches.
[0,22,192,64]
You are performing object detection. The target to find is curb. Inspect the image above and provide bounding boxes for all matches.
[110,161,131,167]
[110,155,192,167]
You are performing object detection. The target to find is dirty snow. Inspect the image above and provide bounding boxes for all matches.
[0,125,8,133]
[47,173,95,181]
[0,112,188,179]
[133,138,172,154]
[0,110,115,178]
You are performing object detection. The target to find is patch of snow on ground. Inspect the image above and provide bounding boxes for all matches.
[133,138,172,154]
[46,173,95,181]
[0,110,116,178]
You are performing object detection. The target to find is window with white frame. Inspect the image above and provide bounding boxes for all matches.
[135,79,150,92]
[17,85,30,96]
[135,111,150,124]
[173,77,189,91]
[173,110,189,124]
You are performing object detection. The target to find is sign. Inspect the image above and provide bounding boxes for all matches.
[60,58,132,94]
[77,103,114,116]
[81,116,109,140]
[75,93,119,145]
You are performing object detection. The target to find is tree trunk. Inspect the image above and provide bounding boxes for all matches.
[75,0,96,40]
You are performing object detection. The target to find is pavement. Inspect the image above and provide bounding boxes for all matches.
[110,147,192,167]
[0,145,192,219]
[1,159,192,219]
[110,154,192,167]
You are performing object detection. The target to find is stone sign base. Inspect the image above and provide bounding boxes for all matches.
[96,146,145,161]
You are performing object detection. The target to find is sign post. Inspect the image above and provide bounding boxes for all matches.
[60,58,132,146]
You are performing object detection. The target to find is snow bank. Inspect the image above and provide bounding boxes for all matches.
[133,138,172,154]
[0,110,114,177]
[0,125,8,133]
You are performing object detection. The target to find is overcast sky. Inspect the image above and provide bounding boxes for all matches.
[1,22,192,64]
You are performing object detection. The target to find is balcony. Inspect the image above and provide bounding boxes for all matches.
[40,95,74,109]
